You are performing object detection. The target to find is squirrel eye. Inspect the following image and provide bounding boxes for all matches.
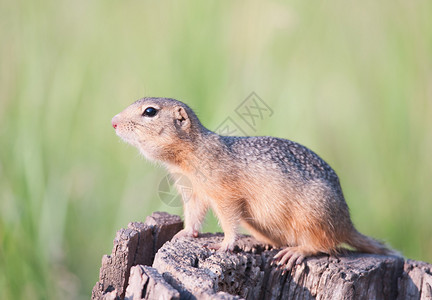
[142,107,158,117]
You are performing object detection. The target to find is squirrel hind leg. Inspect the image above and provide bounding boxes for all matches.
[240,220,281,246]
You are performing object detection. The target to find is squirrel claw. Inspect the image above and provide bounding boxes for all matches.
[272,247,307,270]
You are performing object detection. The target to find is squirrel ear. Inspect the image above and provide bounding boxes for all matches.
[174,106,191,130]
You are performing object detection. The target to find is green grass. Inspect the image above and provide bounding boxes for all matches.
[1,0,431,298]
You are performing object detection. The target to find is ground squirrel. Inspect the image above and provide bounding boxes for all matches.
[112,97,396,269]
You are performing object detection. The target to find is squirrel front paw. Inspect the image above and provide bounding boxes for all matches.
[204,240,235,252]
[172,228,199,240]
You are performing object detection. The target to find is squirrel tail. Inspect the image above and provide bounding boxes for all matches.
[346,229,401,257]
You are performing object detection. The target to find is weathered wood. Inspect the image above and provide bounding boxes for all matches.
[91,212,183,299]
[93,213,432,299]
[125,265,180,300]
[397,260,432,299]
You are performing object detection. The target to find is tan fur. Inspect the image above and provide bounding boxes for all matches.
[112,97,398,266]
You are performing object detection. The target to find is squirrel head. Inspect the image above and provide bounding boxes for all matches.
[112,97,205,163]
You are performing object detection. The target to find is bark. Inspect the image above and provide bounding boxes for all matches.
[91,212,183,299]
[92,212,432,300]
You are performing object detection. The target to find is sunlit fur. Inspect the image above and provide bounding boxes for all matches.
[112,97,397,265]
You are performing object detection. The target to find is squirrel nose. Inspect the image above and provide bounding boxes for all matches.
[111,115,119,129]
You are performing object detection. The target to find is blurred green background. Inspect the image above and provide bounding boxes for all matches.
[1,0,431,299]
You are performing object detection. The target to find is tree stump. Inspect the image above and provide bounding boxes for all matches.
[92,212,432,300]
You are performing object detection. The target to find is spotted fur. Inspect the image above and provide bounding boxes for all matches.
[112,97,398,267]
